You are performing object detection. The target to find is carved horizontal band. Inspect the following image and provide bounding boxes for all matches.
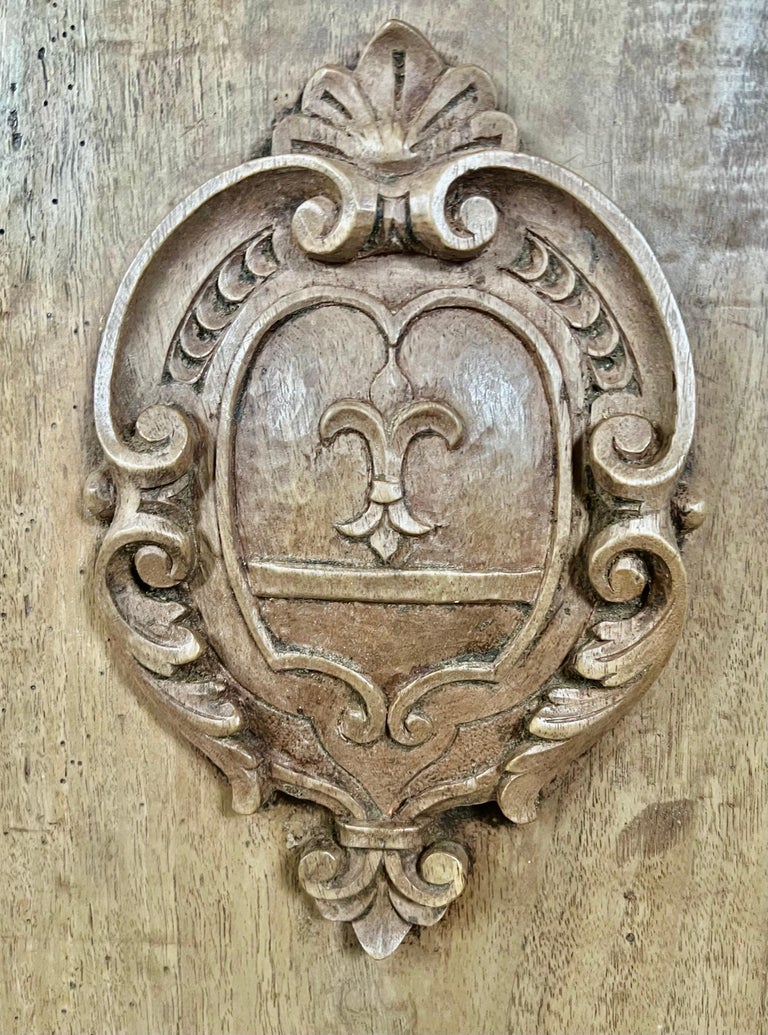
[335,820,427,851]
[247,561,542,604]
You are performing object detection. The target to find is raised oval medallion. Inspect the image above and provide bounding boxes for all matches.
[87,21,702,957]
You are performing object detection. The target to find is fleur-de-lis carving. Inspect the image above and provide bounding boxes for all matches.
[320,395,464,562]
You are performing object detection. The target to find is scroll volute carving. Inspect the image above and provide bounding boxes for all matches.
[87,20,702,957]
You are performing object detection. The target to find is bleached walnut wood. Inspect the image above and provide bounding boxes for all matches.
[87,20,701,958]
[3,1,767,1030]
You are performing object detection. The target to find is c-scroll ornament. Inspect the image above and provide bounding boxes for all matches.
[86,21,703,957]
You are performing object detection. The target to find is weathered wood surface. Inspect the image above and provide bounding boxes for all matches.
[0,1,765,1032]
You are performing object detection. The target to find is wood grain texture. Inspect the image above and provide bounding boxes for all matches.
[1,0,765,1032]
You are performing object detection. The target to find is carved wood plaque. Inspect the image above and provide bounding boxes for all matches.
[87,21,702,957]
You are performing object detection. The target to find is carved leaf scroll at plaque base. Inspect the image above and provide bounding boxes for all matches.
[87,21,703,958]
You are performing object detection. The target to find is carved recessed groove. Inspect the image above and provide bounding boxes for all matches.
[89,21,700,957]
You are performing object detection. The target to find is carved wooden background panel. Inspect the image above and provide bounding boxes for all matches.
[1,1,766,1032]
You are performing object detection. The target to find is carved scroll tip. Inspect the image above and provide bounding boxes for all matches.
[229,768,269,814]
[83,466,115,521]
[497,771,542,825]
[673,486,708,533]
